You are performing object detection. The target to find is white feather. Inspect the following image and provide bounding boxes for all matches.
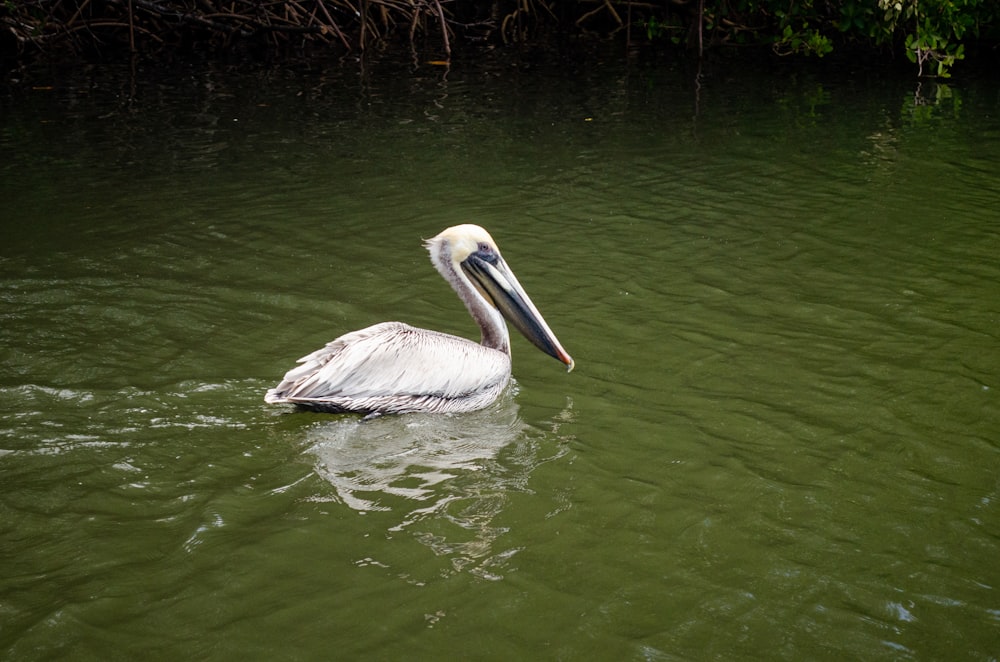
[265,322,510,414]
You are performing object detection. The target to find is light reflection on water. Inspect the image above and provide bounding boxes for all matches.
[1,57,998,659]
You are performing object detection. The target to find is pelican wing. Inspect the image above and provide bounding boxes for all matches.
[264,322,512,414]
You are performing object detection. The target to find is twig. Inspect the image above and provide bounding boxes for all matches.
[128,0,136,52]
[575,0,621,28]
[312,0,352,50]
[66,0,94,29]
[432,0,450,57]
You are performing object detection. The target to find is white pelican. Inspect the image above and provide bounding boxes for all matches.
[265,224,574,415]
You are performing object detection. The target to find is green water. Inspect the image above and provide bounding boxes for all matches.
[2,56,998,660]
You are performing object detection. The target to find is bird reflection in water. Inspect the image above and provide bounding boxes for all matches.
[305,392,575,580]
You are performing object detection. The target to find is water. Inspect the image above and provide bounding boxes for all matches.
[2,54,999,660]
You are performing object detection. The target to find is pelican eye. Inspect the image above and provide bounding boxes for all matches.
[473,243,499,265]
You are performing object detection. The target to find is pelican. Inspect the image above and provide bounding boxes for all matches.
[264,224,574,415]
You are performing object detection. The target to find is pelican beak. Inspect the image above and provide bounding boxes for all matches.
[462,252,575,371]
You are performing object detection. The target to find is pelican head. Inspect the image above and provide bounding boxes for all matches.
[426,224,574,371]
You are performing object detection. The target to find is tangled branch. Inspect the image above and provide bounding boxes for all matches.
[0,0,456,57]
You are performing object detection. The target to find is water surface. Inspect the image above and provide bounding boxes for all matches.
[2,55,998,659]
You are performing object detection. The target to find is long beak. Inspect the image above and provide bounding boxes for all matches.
[462,253,575,371]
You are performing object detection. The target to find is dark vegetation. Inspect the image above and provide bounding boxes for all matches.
[2,0,998,75]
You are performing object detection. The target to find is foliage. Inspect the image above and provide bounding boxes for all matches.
[0,0,998,73]
[631,0,997,76]
[773,23,834,58]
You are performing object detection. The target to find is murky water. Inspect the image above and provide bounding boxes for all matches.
[2,54,998,660]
